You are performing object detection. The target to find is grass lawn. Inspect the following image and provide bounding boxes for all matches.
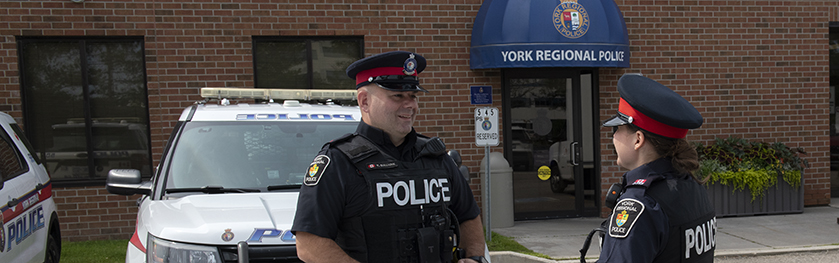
[60,232,551,262]
[61,239,128,263]
[486,231,554,260]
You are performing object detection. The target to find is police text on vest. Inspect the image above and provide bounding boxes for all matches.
[376,178,450,207]
[684,217,716,259]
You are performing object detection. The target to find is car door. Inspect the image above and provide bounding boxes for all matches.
[0,117,50,263]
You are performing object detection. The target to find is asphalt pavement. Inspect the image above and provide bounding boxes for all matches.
[489,198,839,262]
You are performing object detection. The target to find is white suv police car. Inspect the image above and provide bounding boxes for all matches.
[107,88,362,263]
[0,112,61,263]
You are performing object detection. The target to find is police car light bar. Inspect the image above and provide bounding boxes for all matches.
[201,88,357,101]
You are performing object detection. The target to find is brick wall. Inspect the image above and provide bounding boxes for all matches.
[0,0,835,241]
[52,187,138,242]
[601,0,835,212]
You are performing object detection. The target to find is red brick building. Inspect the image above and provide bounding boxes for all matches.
[0,0,836,242]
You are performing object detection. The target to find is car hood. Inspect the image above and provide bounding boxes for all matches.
[143,192,299,245]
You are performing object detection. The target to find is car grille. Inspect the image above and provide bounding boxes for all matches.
[218,245,302,263]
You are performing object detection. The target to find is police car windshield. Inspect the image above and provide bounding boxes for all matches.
[165,121,356,190]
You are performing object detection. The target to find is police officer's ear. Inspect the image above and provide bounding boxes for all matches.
[358,86,372,113]
[633,129,647,151]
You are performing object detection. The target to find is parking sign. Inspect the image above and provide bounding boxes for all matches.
[475,107,499,146]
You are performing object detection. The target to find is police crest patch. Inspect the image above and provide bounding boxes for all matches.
[608,198,645,238]
[304,155,330,186]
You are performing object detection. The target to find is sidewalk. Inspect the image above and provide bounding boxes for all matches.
[489,198,839,262]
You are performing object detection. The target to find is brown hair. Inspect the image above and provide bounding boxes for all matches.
[626,124,703,183]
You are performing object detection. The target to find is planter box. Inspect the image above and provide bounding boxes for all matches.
[705,174,804,217]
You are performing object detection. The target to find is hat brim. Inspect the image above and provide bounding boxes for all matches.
[603,112,633,127]
[375,83,429,93]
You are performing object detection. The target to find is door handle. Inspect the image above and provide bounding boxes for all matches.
[570,141,579,166]
[7,198,19,207]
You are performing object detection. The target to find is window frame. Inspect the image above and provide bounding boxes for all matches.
[16,36,152,187]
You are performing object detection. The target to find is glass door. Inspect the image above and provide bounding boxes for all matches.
[504,68,599,219]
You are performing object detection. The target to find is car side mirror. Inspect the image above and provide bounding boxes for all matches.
[106,169,152,196]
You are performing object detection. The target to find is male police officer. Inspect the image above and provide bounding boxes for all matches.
[596,74,715,262]
[292,51,487,263]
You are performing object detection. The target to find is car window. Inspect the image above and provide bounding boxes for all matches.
[10,123,42,164]
[0,125,27,181]
[166,121,356,189]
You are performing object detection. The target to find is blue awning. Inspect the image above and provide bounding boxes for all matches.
[470,0,630,69]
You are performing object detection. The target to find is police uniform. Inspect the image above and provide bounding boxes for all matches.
[291,51,481,263]
[598,75,716,263]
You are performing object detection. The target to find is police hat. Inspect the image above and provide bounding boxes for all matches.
[603,74,703,139]
[346,51,428,92]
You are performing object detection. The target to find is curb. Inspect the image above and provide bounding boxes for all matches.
[490,244,839,263]
[715,244,839,258]
[489,251,559,263]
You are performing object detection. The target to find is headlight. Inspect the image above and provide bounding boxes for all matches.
[147,235,222,263]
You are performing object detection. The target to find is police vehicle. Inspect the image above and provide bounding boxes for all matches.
[105,88,359,262]
[0,112,61,263]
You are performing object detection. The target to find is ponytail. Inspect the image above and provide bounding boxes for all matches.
[627,125,703,182]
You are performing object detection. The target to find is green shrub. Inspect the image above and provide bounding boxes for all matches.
[694,137,808,202]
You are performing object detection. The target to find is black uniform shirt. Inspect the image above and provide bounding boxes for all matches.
[291,121,481,240]
[598,158,673,263]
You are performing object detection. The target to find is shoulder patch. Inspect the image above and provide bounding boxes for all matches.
[608,198,645,238]
[303,155,330,186]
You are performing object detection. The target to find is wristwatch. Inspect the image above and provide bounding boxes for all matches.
[468,255,488,263]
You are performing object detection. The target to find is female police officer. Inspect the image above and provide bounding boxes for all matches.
[291,51,487,263]
[598,74,715,262]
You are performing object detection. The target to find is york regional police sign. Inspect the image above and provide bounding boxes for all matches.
[469,0,630,69]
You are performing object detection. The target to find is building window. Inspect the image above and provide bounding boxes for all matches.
[253,37,363,89]
[17,37,152,184]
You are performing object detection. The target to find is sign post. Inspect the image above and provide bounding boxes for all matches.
[475,107,498,242]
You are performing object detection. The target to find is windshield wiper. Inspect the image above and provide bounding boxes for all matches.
[267,184,302,191]
[166,186,261,194]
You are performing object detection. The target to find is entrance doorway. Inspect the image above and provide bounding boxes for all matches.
[503,68,600,219]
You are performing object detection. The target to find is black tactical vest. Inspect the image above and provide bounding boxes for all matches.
[645,175,716,263]
[332,134,455,263]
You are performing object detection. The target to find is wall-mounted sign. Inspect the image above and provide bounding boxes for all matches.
[471,86,492,105]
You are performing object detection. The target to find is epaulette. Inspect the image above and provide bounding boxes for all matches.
[320,133,355,150]
[625,173,665,189]
[415,135,446,158]
[333,134,379,163]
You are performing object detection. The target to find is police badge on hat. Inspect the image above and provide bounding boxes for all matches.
[403,53,417,75]
[304,155,330,186]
